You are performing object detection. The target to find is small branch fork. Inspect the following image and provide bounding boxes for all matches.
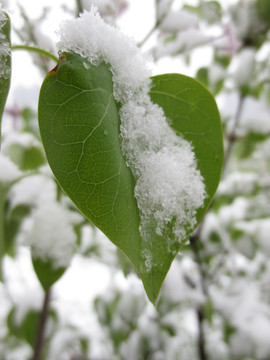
[138,0,174,48]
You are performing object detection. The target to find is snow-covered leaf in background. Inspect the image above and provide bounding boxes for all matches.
[159,9,198,33]
[32,258,66,291]
[155,28,211,58]
[26,201,79,290]
[183,1,222,24]
[0,154,22,279]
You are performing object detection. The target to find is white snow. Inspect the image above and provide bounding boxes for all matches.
[58,8,206,265]
[156,0,174,21]
[235,219,270,255]
[58,8,151,103]
[218,197,248,226]
[160,9,198,33]
[26,201,77,269]
[211,280,270,359]
[218,171,257,196]
[81,0,126,18]
[162,257,204,305]
[9,171,81,270]
[230,48,255,88]
[214,23,241,56]
[1,131,43,155]
[0,153,22,183]
[239,96,270,135]
[9,173,56,209]
[119,331,141,360]
[3,247,44,324]
[208,63,226,85]
[47,327,89,360]
[120,94,205,246]
[0,7,10,79]
[155,28,211,58]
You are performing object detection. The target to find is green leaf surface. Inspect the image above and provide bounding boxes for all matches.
[0,11,11,144]
[32,257,66,291]
[38,52,223,303]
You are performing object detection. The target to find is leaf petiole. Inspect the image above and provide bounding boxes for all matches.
[11,45,58,63]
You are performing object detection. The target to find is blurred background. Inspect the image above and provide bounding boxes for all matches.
[1,0,270,359]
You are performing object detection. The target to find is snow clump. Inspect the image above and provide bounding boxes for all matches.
[0,153,21,183]
[58,8,206,254]
[26,201,77,269]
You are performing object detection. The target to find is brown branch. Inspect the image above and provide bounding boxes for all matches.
[197,307,208,360]
[32,288,51,360]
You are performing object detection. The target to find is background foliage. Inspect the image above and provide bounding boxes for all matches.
[1,0,270,359]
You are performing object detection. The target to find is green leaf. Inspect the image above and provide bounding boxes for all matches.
[8,142,46,170]
[5,204,31,257]
[196,67,224,95]
[7,308,40,348]
[236,131,270,159]
[196,67,209,88]
[32,257,66,291]
[200,1,222,24]
[38,53,223,303]
[256,0,270,27]
[183,2,222,24]
[202,298,214,324]
[224,322,236,343]
[0,10,11,144]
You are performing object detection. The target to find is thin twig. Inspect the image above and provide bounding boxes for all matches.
[223,94,245,173]
[32,288,51,360]
[138,20,161,48]
[197,307,208,360]
[189,92,246,360]
[15,5,54,74]
[138,0,174,48]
